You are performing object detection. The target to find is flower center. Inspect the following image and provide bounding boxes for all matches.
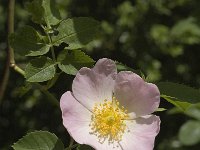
[89,97,129,144]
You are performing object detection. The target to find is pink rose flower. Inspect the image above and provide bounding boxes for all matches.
[60,58,160,150]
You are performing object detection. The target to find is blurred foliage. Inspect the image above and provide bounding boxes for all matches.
[177,104,200,146]
[1,0,200,149]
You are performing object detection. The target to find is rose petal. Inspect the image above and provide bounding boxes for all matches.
[120,115,160,150]
[60,91,91,123]
[60,91,121,150]
[72,58,117,110]
[114,71,160,118]
[93,58,117,76]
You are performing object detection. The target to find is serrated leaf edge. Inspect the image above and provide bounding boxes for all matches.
[12,130,59,149]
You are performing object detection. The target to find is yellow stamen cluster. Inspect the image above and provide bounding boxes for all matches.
[89,97,129,144]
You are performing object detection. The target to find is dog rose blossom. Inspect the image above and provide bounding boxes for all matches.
[60,58,160,150]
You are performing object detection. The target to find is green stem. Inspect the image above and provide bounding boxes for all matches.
[8,0,15,65]
[42,25,56,61]
[69,137,74,148]
[0,0,15,102]
[35,83,59,107]
[0,1,58,107]
[65,137,76,150]
[11,64,25,76]
[48,33,56,61]
[50,46,56,61]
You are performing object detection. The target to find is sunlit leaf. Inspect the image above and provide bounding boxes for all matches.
[157,82,200,110]
[116,61,135,72]
[155,108,167,112]
[10,26,50,56]
[115,61,142,76]
[52,17,100,49]
[167,107,183,115]
[178,120,200,146]
[57,49,95,75]
[45,73,61,89]
[161,95,192,111]
[25,0,61,25]
[25,56,56,82]
[12,131,64,150]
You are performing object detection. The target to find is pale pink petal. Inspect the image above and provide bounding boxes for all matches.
[120,115,160,150]
[114,71,160,118]
[60,91,121,150]
[60,91,91,123]
[72,58,117,110]
[93,58,117,76]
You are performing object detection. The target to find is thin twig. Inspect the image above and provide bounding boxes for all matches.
[69,137,74,148]
[10,64,25,76]
[42,25,56,61]
[0,0,59,107]
[35,83,59,107]
[0,0,15,102]
[8,0,15,65]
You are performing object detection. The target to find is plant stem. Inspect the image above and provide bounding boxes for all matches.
[8,0,15,65]
[10,64,25,76]
[0,0,15,102]
[50,46,56,61]
[43,25,56,61]
[69,137,74,148]
[0,0,59,107]
[35,83,59,107]
[48,35,56,61]
[65,137,75,150]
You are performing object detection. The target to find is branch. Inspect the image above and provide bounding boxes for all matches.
[8,0,15,65]
[35,83,59,107]
[0,0,15,102]
[0,0,59,107]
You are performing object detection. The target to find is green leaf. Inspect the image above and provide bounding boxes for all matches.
[115,61,142,76]
[157,82,200,110]
[155,107,167,112]
[52,17,100,49]
[185,103,200,120]
[161,95,192,111]
[116,61,135,72]
[57,49,95,75]
[25,56,56,82]
[25,0,61,26]
[45,73,61,89]
[178,120,200,146]
[10,26,50,56]
[157,82,200,103]
[167,107,183,115]
[12,131,64,150]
